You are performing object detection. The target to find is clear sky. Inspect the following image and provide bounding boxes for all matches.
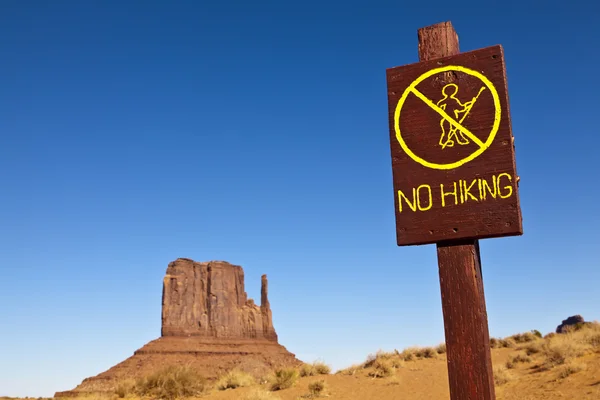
[1,0,599,397]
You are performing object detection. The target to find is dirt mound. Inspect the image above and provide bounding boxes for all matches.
[54,259,300,397]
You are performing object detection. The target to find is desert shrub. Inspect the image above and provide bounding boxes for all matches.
[336,364,362,376]
[363,350,400,368]
[114,379,135,398]
[299,364,316,377]
[491,337,515,348]
[544,332,556,340]
[563,323,588,333]
[367,359,394,378]
[410,346,437,358]
[510,332,538,343]
[532,329,543,338]
[524,342,542,356]
[421,347,437,358]
[557,360,587,379]
[436,343,447,354]
[363,353,377,368]
[134,365,207,400]
[589,333,600,347]
[542,333,591,369]
[308,380,327,396]
[390,357,403,368]
[243,388,281,400]
[299,361,330,377]
[215,369,255,390]
[505,353,531,369]
[313,361,331,375]
[269,368,299,391]
[493,366,512,386]
[400,348,416,361]
[578,321,600,347]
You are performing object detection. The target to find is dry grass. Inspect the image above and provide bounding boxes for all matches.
[510,331,540,344]
[367,358,394,378]
[113,379,135,398]
[435,343,447,354]
[493,365,513,386]
[313,362,331,375]
[506,353,532,369]
[269,367,299,391]
[577,321,600,346]
[215,369,255,390]
[364,350,396,366]
[490,337,516,349]
[387,343,446,361]
[133,365,207,400]
[307,379,327,396]
[66,322,600,400]
[389,357,404,368]
[299,361,331,377]
[360,344,442,377]
[336,364,362,376]
[556,360,587,379]
[415,347,437,359]
[541,331,592,369]
[399,348,417,361]
[524,341,543,356]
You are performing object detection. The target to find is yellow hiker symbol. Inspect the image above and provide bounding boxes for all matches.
[437,84,486,149]
[393,65,502,170]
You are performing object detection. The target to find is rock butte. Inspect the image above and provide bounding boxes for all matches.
[54,258,300,397]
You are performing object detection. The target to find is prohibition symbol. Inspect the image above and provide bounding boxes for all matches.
[394,65,501,170]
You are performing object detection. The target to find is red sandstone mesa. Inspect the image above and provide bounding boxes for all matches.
[161,259,277,340]
[54,258,299,397]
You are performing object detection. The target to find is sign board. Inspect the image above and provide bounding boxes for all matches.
[386,45,522,246]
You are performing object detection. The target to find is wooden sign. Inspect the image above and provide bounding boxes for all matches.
[386,45,522,246]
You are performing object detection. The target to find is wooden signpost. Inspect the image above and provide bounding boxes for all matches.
[385,22,523,400]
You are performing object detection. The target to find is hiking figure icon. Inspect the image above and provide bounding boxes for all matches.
[437,84,486,149]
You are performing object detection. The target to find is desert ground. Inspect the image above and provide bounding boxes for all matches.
[7,322,599,400]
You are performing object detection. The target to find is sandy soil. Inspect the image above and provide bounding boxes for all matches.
[203,347,600,400]
[7,332,600,400]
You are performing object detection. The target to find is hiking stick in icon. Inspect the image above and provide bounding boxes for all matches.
[438,85,487,149]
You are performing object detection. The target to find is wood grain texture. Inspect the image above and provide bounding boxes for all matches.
[414,21,496,400]
[387,24,522,246]
[437,240,496,400]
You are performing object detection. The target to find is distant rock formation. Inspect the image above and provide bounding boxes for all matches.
[556,315,588,333]
[161,259,277,340]
[55,258,299,397]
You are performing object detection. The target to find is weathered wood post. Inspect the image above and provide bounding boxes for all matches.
[385,21,523,400]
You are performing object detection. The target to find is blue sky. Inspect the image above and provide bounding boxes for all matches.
[1,0,599,397]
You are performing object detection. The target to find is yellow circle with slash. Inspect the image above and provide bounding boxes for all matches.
[394,65,501,170]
